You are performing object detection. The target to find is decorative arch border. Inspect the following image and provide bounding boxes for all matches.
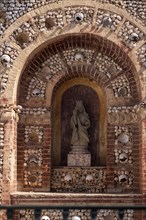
[0,1,145,104]
[17,33,141,106]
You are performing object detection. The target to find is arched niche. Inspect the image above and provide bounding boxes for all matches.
[52,77,107,167]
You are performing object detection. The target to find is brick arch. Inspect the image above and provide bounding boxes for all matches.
[0,1,145,104]
[18,33,141,105]
[52,63,140,102]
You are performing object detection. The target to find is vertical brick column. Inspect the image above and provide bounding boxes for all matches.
[132,124,141,193]
[106,124,115,190]
[17,120,51,192]
[0,105,19,219]
[1,118,17,204]
[0,104,21,220]
[17,124,25,191]
[42,124,51,191]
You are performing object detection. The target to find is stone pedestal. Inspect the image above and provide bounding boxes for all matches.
[67,145,91,166]
[67,153,91,166]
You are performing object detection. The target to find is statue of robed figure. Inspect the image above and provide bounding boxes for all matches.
[71,100,90,148]
[67,100,91,166]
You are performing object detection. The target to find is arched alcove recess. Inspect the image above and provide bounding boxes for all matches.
[0,0,146,217]
[52,78,106,167]
[15,33,142,196]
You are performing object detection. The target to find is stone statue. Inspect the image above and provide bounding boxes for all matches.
[71,100,90,146]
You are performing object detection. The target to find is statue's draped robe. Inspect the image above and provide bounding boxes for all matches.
[71,109,90,146]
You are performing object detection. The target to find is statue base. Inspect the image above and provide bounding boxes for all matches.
[69,145,90,154]
[67,146,91,167]
[67,153,91,167]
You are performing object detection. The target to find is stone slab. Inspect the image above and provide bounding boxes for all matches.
[67,153,91,166]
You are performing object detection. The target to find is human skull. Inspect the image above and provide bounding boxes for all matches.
[64,174,72,182]
[129,32,139,42]
[41,216,50,220]
[75,12,84,22]
[1,54,11,64]
[102,17,112,27]
[74,52,84,62]
[72,216,81,220]
[119,152,128,163]
[86,174,93,183]
[32,88,41,96]
[119,174,128,184]
[117,133,129,144]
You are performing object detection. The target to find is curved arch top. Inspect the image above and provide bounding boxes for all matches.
[0,0,145,103]
[17,33,141,108]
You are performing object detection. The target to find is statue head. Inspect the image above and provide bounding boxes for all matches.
[76,100,84,113]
